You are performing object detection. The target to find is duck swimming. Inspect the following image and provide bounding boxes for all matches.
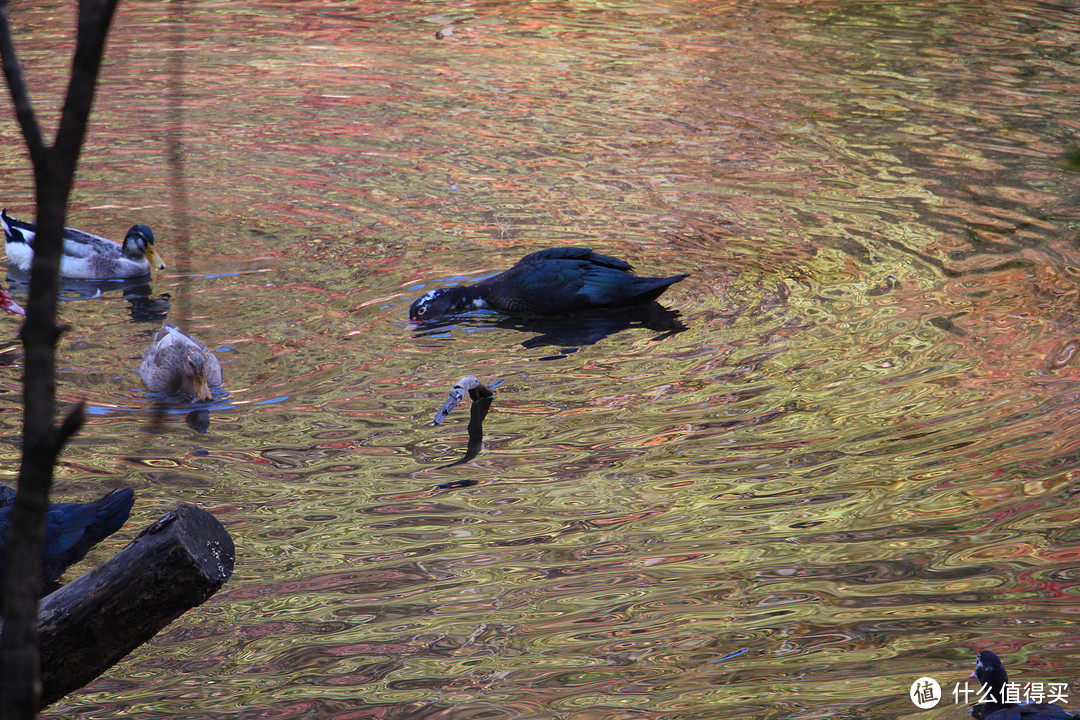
[0,486,135,590]
[1,209,166,279]
[409,246,688,321]
[139,323,223,401]
[969,650,1079,719]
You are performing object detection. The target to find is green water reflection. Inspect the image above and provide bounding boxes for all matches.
[0,0,1076,718]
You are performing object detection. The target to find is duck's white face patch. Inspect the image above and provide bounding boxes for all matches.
[471,298,488,309]
[416,289,440,305]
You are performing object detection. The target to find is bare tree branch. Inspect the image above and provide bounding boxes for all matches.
[33,505,234,706]
[55,402,87,449]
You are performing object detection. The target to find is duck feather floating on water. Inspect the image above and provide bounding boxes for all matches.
[1,209,166,280]
[140,323,223,401]
[409,246,688,321]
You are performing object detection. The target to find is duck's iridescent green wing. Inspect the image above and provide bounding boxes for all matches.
[515,246,633,272]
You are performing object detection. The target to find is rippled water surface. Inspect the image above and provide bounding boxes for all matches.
[2,0,1080,718]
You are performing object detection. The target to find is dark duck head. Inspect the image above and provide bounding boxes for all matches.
[409,286,482,321]
[409,246,688,322]
[970,650,1078,720]
[123,224,166,269]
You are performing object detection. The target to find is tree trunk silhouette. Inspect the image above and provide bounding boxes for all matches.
[0,2,121,718]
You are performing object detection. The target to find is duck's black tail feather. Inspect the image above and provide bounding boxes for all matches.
[45,487,135,582]
[632,273,690,303]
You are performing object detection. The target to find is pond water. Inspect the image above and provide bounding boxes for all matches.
[1,0,1079,718]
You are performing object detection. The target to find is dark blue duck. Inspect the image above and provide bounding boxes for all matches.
[969,650,1079,719]
[409,246,689,321]
[0,486,135,589]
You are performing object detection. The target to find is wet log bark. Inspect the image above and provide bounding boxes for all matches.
[0,504,235,707]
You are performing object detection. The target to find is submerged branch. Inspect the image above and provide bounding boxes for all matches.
[431,376,500,471]
[432,375,498,426]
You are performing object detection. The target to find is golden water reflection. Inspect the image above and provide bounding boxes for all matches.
[0,0,1076,718]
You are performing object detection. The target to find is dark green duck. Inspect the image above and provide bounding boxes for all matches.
[409,246,688,321]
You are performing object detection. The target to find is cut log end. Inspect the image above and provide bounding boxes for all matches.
[134,504,236,594]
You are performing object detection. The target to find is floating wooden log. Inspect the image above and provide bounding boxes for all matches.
[0,503,234,706]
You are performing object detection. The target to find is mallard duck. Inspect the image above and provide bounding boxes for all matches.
[1,209,166,279]
[0,486,134,590]
[409,246,689,321]
[969,650,1079,719]
[139,323,222,401]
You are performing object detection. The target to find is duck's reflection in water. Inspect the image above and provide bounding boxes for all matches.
[5,271,170,324]
[412,302,687,359]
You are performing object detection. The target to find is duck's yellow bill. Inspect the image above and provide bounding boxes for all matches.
[147,245,166,270]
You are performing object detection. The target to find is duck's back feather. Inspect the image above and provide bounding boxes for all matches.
[140,323,223,394]
[977,705,1078,720]
[481,247,686,314]
[515,246,633,272]
[0,486,134,587]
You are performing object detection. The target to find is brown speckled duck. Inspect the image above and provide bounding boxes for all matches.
[139,323,222,401]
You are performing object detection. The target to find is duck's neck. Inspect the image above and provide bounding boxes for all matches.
[122,238,142,260]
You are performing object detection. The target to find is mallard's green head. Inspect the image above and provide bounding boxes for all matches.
[124,224,166,270]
